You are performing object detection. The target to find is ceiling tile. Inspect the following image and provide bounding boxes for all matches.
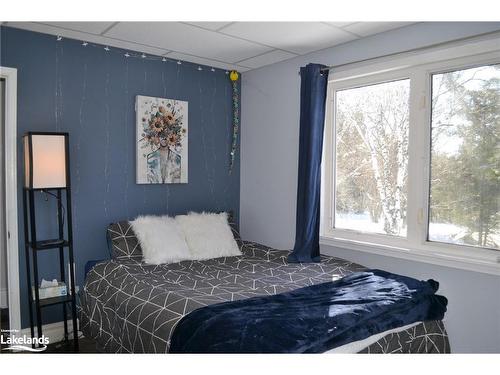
[37,22,116,35]
[5,21,419,73]
[343,22,414,37]
[184,22,233,31]
[164,52,250,72]
[237,50,297,69]
[220,22,358,54]
[6,22,170,56]
[325,22,357,28]
[105,22,272,63]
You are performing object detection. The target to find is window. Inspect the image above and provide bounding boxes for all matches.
[322,36,500,272]
[429,64,500,249]
[335,79,410,237]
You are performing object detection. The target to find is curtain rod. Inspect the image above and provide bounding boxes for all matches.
[299,29,500,74]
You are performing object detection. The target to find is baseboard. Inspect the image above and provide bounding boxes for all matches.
[0,288,7,309]
[20,319,78,344]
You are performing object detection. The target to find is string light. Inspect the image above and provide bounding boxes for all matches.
[57,36,215,72]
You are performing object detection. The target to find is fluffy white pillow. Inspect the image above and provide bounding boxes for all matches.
[130,215,191,265]
[175,212,242,260]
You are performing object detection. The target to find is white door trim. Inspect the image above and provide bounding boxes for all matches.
[0,66,21,334]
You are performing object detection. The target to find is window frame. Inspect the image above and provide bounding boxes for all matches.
[323,70,414,246]
[321,34,500,275]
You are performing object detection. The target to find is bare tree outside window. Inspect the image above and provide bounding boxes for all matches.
[334,79,410,236]
[429,65,500,250]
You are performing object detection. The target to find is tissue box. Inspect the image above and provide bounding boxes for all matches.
[32,282,67,299]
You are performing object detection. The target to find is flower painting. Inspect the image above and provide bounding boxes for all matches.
[136,95,188,184]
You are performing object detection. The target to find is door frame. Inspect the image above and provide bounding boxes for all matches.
[0,66,21,335]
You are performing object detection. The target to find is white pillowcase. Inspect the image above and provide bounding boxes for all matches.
[175,212,242,260]
[130,215,192,265]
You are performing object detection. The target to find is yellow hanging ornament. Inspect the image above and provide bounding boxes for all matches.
[229,70,239,82]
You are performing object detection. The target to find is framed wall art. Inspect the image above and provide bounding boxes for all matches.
[136,95,188,184]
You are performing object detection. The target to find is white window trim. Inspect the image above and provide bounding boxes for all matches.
[0,66,21,333]
[321,34,500,276]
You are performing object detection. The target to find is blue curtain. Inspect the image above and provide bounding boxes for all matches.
[288,64,329,263]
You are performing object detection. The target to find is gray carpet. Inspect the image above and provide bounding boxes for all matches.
[0,308,8,331]
[1,311,99,354]
[45,337,99,353]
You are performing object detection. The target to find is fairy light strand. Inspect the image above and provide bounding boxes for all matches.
[54,35,241,173]
[53,35,234,73]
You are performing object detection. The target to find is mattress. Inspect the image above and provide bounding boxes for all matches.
[78,240,450,353]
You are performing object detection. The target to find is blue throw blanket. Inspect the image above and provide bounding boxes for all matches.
[169,269,447,353]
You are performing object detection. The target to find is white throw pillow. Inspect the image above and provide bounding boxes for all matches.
[130,215,192,265]
[175,212,242,260]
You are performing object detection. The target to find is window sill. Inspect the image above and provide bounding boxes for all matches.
[320,236,500,276]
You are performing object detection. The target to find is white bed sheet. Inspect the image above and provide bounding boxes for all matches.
[324,321,422,354]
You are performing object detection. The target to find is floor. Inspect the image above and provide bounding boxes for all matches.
[1,309,10,352]
[1,315,100,354]
[1,337,100,354]
[0,308,8,331]
[45,337,99,353]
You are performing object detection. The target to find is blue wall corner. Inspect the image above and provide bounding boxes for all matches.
[1,26,241,328]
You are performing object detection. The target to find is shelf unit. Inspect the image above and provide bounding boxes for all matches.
[23,132,78,352]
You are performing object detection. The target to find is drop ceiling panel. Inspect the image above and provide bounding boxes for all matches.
[164,51,250,72]
[184,22,233,31]
[37,22,116,35]
[238,50,297,69]
[105,22,272,63]
[220,22,358,54]
[325,22,356,28]
[342,22,413,37]
[6,22,170,56]
[5,22,418,72]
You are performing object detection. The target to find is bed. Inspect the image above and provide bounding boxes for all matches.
[78,221,450,354]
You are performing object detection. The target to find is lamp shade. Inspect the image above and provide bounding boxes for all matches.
[24,132,68,189]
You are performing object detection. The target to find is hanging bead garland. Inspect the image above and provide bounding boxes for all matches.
[229,70,240,173]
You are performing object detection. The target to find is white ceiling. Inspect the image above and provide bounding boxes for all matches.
[4,22,416,72]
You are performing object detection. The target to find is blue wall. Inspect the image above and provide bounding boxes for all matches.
[1,26,240,327]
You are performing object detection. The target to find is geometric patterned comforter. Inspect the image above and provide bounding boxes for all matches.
[359,320,450,353]
[78,241,450,353]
